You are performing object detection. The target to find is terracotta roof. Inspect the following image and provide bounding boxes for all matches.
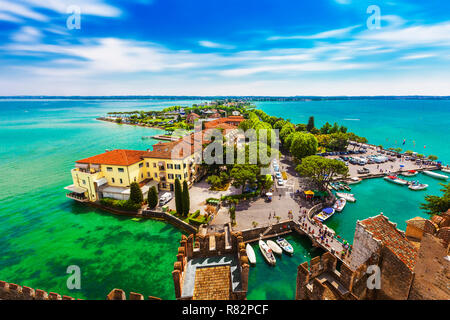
[76,149,147,166]
[204,116,244,130]
[360,214,418,270]
[193,266,231,300]
[143,132,206,160]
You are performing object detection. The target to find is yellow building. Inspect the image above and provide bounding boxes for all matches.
[65,136,202,203]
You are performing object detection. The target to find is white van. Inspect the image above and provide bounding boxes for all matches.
[159,192,173,206]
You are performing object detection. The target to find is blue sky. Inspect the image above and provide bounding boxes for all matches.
[0,0,449,96]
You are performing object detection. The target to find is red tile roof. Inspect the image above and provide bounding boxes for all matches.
[76,149,147,166]
[360,214,418,270]
[143,132,206,160]
[204,116,244,130]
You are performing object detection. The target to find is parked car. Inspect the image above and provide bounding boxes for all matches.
[159,192,173,206]
[357,168,370,174]
[277,178,284,186]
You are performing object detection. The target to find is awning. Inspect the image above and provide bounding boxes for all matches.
[304,190,314,195]
[94,177,107,186]
[64,185,87,194]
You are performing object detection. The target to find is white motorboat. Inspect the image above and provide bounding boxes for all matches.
[401,170,418,177]
[440,168,450,174]
[259,240,276,265]
[333,198,347,212]
[336,192,356,202]
[347,177,361,184]
[246,243,256,264]
[267,240,283,255]
[408,181,429,191]
[423,170,448,180]
[276,237,294,255]
[384,175,408,185]
[315,208,335,222]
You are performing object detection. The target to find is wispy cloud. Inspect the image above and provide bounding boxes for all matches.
[11,26,42,43]
[198,40,235,49]
[268,25,361,40]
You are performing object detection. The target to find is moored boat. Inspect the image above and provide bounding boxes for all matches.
[408,181,428,191]
[333,198,347,212]
[336,192,356,202]
[423,170,448,180]
[384,175,408,185]
[316,207,335,222]
[440,167,450,174]
[347,177,361,184]
[258,240,276,266]
[276,237,294,255]
[246,243,256,264]
[401,170,418,177]
[267,240,283,255]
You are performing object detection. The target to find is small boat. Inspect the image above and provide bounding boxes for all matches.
[246,243,256,264]
[336,192,356,202]
[347,177,361,184]
[408,181,428,191]
[259,240,276,266]
[316,208,335,222]
[401,170,418,177]
[384,175,408,185]
[276,237,294,255]
[333,198,347,212]
[267,240,283,255]
[441,167,450,174]
[423,170,448,180]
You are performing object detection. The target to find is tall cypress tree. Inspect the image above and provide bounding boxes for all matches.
[306,116,315,132]
[182,180,190,216]
[174,179,183,215]
[129,182,143,204]
[147,186,158,209]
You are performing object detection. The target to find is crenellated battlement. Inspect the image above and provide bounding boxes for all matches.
[173,227,249,300]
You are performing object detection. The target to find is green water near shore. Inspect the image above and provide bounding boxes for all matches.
[0,99,448,300]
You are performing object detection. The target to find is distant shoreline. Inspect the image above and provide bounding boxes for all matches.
[1,95,450,101]
[97,117,167,131]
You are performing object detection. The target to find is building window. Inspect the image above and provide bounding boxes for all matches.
[154,173,157,178]
[112,178,115,183]
[139,163,143,168]
[134,177,136,182]
[153,163,156,168]
[146,162,149,167]
[176,174,182,180]
[183,163,186,168]
[118,168,124,173]
[184,172,188,178]
[168,174,174,179]
[175,164,181,170]
[141,174,143,179]
[107,167,113,172]
[120,179,123,184]
[82,180,86,185]
[162,183,166,188]
[167,163,173,169]
[147,172,150,177]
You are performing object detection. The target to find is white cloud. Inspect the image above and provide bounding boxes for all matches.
[23,0,121,17]
[11,26,42,43]
[268,25,361,41]
[0,12,23,23]
[198,41,235,49]
[334,0,351,4]
[0,0,48,22]
[400,54,435,60]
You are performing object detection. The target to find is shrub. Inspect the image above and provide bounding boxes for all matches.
[129,182,143,204]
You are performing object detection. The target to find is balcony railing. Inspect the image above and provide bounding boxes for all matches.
[66,193,89,202]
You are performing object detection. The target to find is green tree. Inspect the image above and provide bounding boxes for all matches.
[280,123,295,143]
[428,155,438,161]
[320,122,332,134]
[289,132,318,160]
[421,183,450,215]
[306,116,315,132]
[147,186,158,209]
[182,180,190,216]
[129,182,143,204]
[229,206,236,224]
[230,164,259,193]
[174,179,183,215]
[206,175,222,188]
[296,155,349,190]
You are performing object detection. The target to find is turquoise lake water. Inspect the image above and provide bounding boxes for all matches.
[0,98,448,300]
